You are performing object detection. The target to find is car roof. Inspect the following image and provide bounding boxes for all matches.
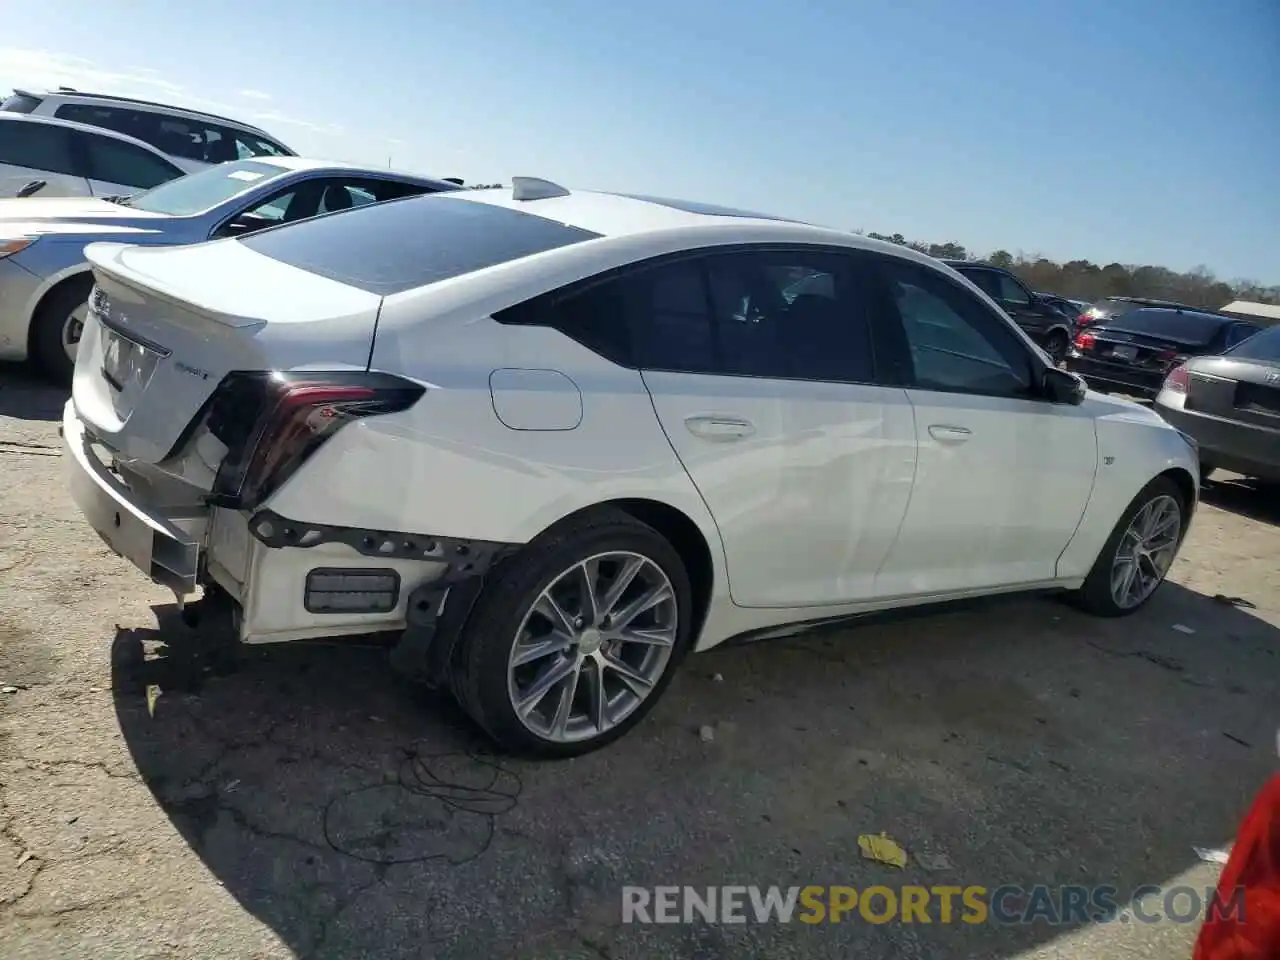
[1101,306,1230,325]
[453,184,943,258]
[13,87,280,140]
[246,156,461,191]
[0,111,178,162]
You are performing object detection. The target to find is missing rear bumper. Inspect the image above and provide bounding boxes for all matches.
[246,509,515,579]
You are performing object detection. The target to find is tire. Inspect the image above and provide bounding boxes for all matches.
[450,507,694,758]
[1044,330,1070,365]
[1071,476,1187,617]
[31,276,94,385]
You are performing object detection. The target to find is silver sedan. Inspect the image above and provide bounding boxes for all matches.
[0,157,460,381]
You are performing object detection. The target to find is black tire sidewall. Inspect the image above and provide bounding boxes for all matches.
[1077,476,1187,617]
[454,511,695,758]
[32,277,93,385]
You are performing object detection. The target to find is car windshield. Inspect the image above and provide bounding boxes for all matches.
[1224,324,1280,362]
[1106,308,1227,345]
[125,159,291,215]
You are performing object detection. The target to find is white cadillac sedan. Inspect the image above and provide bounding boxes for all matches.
[63,179,1199,756]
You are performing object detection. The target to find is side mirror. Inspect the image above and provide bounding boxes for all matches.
[16,179,46,198]
[1043,367,1087,405]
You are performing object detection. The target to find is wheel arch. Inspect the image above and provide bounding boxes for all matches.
[25,268,94,357]
[1158,465,1197,525]
[533,497,718,645]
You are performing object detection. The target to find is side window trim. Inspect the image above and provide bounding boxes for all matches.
[867,254,1045,401]
[497,243,888,386]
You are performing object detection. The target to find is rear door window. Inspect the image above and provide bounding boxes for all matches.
[54,103,291,162]
[0,121,78,175]
[238,194,603,295]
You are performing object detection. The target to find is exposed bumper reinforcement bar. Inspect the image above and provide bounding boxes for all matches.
[246,509,516,580]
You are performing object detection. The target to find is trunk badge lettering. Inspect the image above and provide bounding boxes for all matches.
[175,361,211,381]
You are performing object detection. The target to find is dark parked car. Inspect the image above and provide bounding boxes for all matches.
[941,260,1075,362]
[1153,324,1280,484]
[1064,307,1263,400]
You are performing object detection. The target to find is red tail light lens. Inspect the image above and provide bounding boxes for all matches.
[1073,331,1096,351]
[205,371,425,509]
[1163,364,1191,395]
[1076,313,1094,326]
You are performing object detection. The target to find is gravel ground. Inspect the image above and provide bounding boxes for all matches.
[1,366,1277,960]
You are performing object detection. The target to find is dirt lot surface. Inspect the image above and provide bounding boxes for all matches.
[1,368,1277,960]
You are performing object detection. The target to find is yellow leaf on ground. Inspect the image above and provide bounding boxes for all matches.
[858,832,908,868]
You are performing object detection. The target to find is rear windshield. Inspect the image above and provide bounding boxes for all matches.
[1224,324,1280,362]
[239,194,604,296]
[0,93,43,114]
[1105,308,1227,345]
[126,159,291,215]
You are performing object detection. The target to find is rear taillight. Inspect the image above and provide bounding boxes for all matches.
[1073,331,1096,351]
[1162,364,1191,395]
[1076,313,1094,327]
[205,371,424,510]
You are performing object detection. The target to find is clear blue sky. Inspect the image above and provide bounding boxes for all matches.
[4,0,1277,282]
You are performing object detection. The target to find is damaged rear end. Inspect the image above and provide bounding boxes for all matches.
[64,236,436,642]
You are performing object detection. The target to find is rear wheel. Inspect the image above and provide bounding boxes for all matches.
[1072,476,1186,617]
[450,508,693,757]
[31,276,94,385]
[1043,329,1070,365]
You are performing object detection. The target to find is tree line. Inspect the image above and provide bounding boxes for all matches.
[860,233,1279,310]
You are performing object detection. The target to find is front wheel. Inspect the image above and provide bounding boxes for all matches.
[1071,476,1187,617]
[450,508,693,757]
[31,276,94,385]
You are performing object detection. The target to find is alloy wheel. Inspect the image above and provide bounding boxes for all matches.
[506,551,678,743]
[1110,494,1181,609]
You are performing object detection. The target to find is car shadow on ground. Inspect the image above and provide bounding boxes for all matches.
[109,582,1280,959]
[0,364,63,422]
[1200,476,1280,528]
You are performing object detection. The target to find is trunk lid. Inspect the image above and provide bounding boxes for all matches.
[1084,326,1204,372]
[1184,357,1280,429]
[73,238,383,466]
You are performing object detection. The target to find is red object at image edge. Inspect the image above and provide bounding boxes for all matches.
[1194,774,1280,960]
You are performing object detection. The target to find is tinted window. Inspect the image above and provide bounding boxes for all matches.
[1224,323,1262,349]
[1,94,43,114]
[876,258,1034,396]
[542,249,875,382]
[54,103,291,162]
[995,273,1031,305]
[1224,325,1278,360]
[127,160,290,215]
[1104,309,1227,345]
[704,250,874,381]
[239,194,603,296]
[0,121,76,175]
[81,132,182,189]
[958,268,1001,300]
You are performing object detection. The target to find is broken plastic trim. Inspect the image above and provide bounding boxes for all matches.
[247,509,517,579]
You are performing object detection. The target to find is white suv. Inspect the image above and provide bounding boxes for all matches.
[62,182,1200,757]
[0,113,185,199]
[2,88,294,173]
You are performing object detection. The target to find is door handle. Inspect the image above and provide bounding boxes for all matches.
[928,424,972,443]
[684,415,755,441]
